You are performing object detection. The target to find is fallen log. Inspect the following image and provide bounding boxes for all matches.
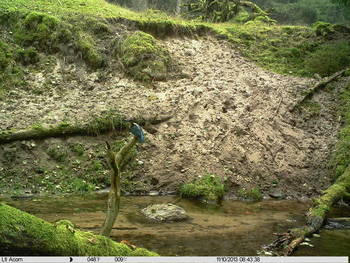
[266,165,350,255]
[290,68,348,112]
[0,203,157,256]
[0,115,171,144]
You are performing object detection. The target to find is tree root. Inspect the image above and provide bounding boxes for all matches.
[265,165,350,255]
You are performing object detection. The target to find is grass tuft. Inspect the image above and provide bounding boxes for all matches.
[180,174,225,202]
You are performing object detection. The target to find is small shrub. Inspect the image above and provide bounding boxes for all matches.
[305,42,350,77]
[179,174,225,202]
[47,146,67,163]
[64,178,95,192]
[0,41,12,70]
[237,187,263,201]
[14,47,39,65]
[69,143,85,156]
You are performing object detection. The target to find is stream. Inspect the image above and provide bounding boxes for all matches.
[1,194,350,256]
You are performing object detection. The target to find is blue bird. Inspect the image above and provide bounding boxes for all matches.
[131,123,145,143]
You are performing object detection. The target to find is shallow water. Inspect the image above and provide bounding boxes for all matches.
[2,194,350,256]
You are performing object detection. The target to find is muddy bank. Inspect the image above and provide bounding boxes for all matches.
[0,35,346,198]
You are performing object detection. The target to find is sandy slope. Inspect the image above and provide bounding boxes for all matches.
[0,36,343,198]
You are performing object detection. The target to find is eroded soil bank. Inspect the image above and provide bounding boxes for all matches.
[1,35,348,198]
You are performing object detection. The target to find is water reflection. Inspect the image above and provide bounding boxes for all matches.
[2,194,349,256]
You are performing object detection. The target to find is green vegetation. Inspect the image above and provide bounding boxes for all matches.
[75,32,105,68]
[237,187,263,201]
[47,146,68,163]
[295,100,321,119]
[14,12,72,52]
[0,203,158,255]
[69,143,85,156]
[305,41,350,77]
[118,31,172,81]
[14,47,39,65]
[331,83,350,178]
[185,0,272,23]
[180,174,225,202]
[252,0,350,25]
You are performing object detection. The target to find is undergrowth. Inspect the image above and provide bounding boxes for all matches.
[331,83,350,178]
[179,174,225,202]
[237,187,263,202]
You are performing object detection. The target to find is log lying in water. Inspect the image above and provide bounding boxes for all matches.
[0,203,157,256]
[0,115,171,144]
[266,165,350,255]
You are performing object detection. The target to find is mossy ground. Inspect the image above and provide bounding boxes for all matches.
[118,31,172,81]
[0,134,145,196]
[0,0,350,198]
[331,83,350,179]
[0,0,349,90]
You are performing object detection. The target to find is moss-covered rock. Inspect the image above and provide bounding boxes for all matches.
[118,31,171,81]
[75,32,106,69]
[312,21,335,37]
[179,174,225,202]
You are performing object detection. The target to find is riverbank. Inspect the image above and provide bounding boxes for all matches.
[1,0,350,200]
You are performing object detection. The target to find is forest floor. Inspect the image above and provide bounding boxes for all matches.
[1,31,348,199]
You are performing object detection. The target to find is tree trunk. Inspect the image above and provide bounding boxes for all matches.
[100,136,138,237]
[0,203,157,256]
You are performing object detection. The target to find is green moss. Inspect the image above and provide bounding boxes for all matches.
[312,21,335,37]
[14,47,39,65]
[14,11,72,52]
[75,32,105,68]
[305,41,350,77]
[180,174,225,202]
[0,204,158,255]
[0,41,12,70]
[118,31,172,81]
[331,84,350,178]
[237,187,263,201]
